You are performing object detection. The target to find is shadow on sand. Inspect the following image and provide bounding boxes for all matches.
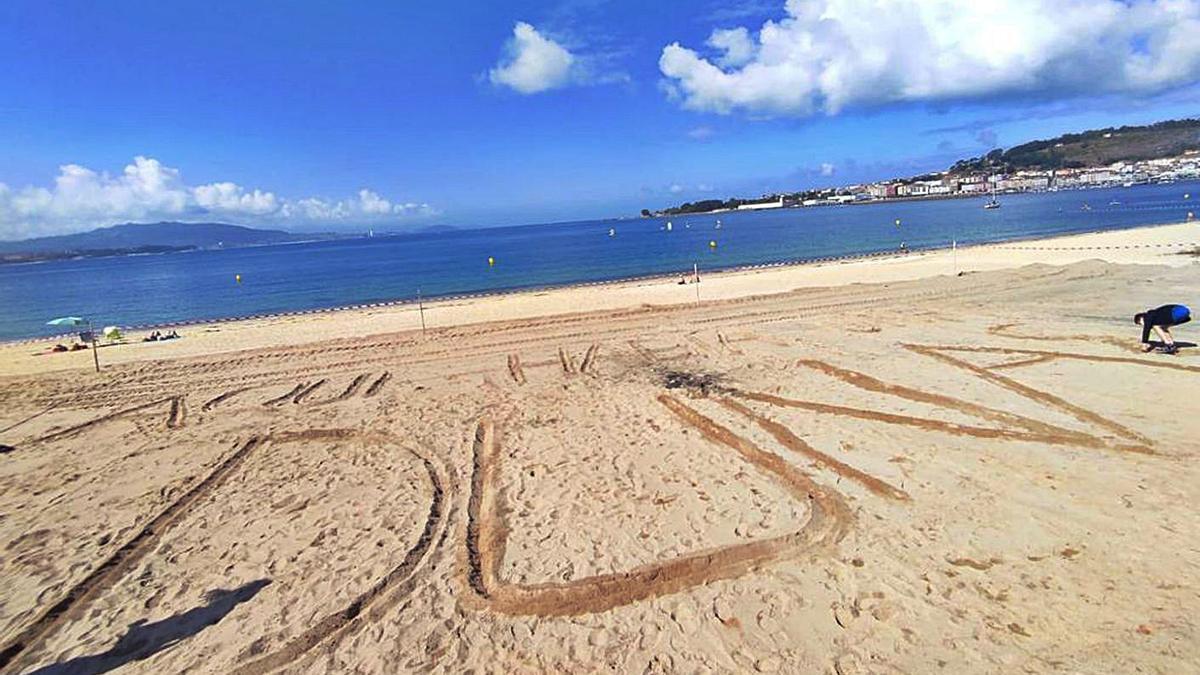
[1144,340,1197,352]
[29,579,271,675]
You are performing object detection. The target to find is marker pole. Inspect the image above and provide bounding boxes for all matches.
[89,320,100,373]
[418,289,427,335]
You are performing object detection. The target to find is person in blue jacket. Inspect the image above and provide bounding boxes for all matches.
[1134,304,1191,354]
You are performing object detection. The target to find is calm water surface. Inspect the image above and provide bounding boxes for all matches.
[1,181,1197,341]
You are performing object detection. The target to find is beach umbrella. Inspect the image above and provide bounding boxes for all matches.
[46,316,86,327]
[46,316,100,372]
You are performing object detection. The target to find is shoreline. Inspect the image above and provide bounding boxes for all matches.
[650,179,1191,216]
[2,219,1196,377]
[7,218,1196,348]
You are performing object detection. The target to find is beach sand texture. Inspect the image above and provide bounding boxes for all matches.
[0,223,1198,673]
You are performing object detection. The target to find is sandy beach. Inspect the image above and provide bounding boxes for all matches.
[1,221,1198,673]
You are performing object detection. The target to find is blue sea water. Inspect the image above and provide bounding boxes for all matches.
[1,181,1197,342]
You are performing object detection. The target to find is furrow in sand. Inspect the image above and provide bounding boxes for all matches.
[733,390,1113,451]
[202,387,252,411]
[557,347,576,374]
[166,396,187,428]
[0,437,264,673]
[364,371,391,397]
[232,431,448,675]
[719,397,910,502]
[463,398,850,617]
[34,397,176,444]
[263,383,306,407]
[506,355,526,385]
[291,379,327,404]
[329,373,369,402]
[579,344,599,374]
[794,359,1088,439]
[904,344,1155,452]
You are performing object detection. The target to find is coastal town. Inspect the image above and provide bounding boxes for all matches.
[649,150,1200,216]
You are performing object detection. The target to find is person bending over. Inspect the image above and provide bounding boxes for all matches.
[1135,304,1191,354]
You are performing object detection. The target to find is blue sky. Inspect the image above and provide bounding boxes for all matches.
[1,0,1199,238]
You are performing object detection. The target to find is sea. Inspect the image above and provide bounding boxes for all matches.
[1,181,1197,342]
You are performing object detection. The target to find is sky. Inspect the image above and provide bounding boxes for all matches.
[2,0,1200,240]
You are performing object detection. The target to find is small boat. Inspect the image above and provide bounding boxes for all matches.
[715,219,722,230]
[608,228,615,237]
[983,186,1000,209]
[1108,199,1121,206]
[1081,203,1092,211]
[666,221,673,232]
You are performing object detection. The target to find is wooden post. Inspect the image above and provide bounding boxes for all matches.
[418,289,427,335]
[89,320,99,373]
[693,263,700,305]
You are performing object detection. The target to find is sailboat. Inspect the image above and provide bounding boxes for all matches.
[983,185,1000,210]
[665,221,673,232]
[608,227,615,237]
[715,219,722,230]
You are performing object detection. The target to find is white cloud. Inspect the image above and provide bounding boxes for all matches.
[669,183,686,194]
[489,22,576,94]
[660,0,1200,117]
[707,27,756,68]
[687,125,716,141]
[192,182,279,215]
[0,156,437,240]
[820,162,835,177]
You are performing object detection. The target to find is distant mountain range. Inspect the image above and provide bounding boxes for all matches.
[0,221,344,264]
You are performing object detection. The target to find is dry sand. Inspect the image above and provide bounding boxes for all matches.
[0,221,1198,674]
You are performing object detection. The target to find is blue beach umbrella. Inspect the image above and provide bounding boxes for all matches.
[46,316,86,327]
[46,316,100,372]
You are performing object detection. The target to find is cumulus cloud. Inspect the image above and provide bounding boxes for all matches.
[192,182,280,215]
[0,156,437,240]
[707,27,757,68]
[660,0,1200,117]
[489,22,576,94]
[820,162,836,177]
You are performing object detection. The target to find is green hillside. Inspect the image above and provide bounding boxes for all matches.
[950,119,1200,173]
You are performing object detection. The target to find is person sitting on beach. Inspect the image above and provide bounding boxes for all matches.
[1135,304,1191,354]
